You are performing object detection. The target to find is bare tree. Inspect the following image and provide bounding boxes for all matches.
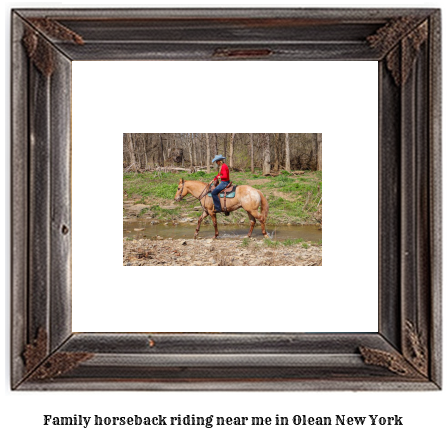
[191,133,197,166]
[147,134,155,167]
[249,133,254,173]
[197,134,203,166]
[132,134,145,169]
[158,134,164,166]
[185,133,193,166]
[206,133,211,173]
[162,136,167,163]
[285,133,291,172]
[223,133,228,158]
[167,133,171,160]
[316,133,322,171]
[124,133,137,171]
[274,133,280,171]
[229,133,235,168]
[262,133,271,175]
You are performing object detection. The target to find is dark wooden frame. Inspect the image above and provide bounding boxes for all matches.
[11,8,441,390]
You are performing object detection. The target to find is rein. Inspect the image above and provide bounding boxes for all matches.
[178,181,213,213]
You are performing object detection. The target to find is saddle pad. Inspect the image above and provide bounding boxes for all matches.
[207,186,237,198]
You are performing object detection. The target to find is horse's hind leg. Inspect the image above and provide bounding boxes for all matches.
[194,210,209,239]
[247,212,256,237]
[247,210,268,238]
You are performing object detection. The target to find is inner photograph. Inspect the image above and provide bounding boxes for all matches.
[123,133,322,267]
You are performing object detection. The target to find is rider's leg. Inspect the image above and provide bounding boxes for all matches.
[211,181,229,212]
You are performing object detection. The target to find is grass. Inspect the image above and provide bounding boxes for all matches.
[239,236,312,248]
[148,205,182,221]
[124,172,191,199]
[124,169,322,225]
[283,238,304,246]
[137,207,149,217]
[262,238,311,248]
[241,237,251,247]
[263,239,281,247]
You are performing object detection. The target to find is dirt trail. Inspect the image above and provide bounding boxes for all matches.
[123,238,322,266]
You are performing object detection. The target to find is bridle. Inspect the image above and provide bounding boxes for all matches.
[176,180,214,214]
[175,180,186,201]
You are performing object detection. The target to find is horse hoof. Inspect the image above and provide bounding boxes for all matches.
[263,234,269,239]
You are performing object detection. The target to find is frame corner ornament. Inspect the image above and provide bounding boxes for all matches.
[404,320,428,377]
[27,352,94,381]
[22,328,93,382]
[359,346,424,380]
[23,327,49,373]
[367,17,429,86]
[22,17,84,76]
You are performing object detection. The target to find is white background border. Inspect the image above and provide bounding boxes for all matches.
[72,60,378,333]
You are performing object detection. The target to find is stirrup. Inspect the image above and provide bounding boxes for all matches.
[224,211,230,216]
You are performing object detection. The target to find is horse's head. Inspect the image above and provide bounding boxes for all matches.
[174,178,187,202]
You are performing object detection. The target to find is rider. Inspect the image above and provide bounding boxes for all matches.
[211,154,230,213]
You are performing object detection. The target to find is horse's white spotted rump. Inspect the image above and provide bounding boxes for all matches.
[242,188,261,206]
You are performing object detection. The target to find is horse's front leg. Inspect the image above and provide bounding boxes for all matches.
[194,210,209,239]
[210,213,219,238]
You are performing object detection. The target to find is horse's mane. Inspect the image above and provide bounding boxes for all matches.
[185,180,207,186]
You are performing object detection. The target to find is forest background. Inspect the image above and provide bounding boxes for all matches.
[123,133,322,227]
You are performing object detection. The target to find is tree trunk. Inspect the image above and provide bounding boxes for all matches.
[133,134,140,168]
[214,133,218,156]
[132,134,143,169]
[255,134,261,168]
[229,133,235,168]
[158,134,164,166]
[147,134,154,166]
[249,133,254,173]
[262,133,271,175]
[285,133,291,172]
[223,133,228,158]
[191,133,196,166]
[124,133,137,171]
[187,134,193,166]
[316,133,322,171]
[274,133,280,171]
[166,133,171,161]
[206,133,211,173]
[198,134,203,166]
[308,144,314,170]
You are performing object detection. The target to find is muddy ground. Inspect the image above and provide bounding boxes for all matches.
[123,238,322,266]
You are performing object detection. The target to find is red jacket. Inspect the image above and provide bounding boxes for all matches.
[214,163,229,182]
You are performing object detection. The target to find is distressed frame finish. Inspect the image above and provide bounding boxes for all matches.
[11,8,441,390]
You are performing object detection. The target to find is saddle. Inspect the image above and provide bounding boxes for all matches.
[207,182,237,214]
[207,182,237,198]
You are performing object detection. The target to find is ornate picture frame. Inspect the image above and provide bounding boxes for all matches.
[11,8,441,390]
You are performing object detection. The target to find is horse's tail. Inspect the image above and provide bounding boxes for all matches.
[258,190,269,222]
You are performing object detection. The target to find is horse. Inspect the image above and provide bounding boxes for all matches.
[174,179,269,239]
